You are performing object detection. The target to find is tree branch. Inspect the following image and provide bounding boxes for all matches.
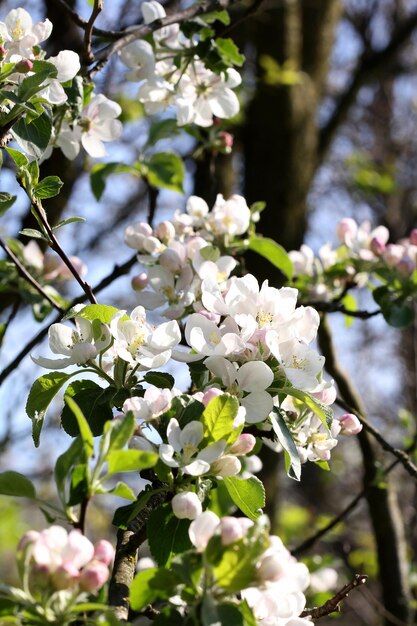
[84,0,103,63]
[319,11,417,157]
[51,0,125,38]
[0,253,137,386]
[0,237,64,313]
[300,574,368,619]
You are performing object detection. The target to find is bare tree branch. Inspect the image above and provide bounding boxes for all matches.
[300,574,368,619]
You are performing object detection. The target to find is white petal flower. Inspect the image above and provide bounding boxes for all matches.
[32,317,97,369]
[189,511,220,551]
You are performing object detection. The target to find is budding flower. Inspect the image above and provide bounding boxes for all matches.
[131,273,148,291]
[156,220,176,243]
[257,553,285,582]
[229,433,256,456]
[14,59,33,73]
[409,229,417,246]
[159,248,183,273]
[217,131,234,154]
[79,560,110,592]
[219,516,252,545]
[172,492,202,520]
[336,218,357,243]
[339,413,362,436]
[210,455,241,477]
[189,511,220,552]
[202,388,223,406]
[93,540,114,566]
[52,562,80,590]
[370,236,386,256]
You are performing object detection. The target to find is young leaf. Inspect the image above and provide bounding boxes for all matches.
[201,394,240,446]
[0,192,17,216]
[147,502,192,566]
[33,176,63,200]
[107,449,158,474]
[280,387,333,430]
[105,481,136,500]
[145,152,184,193]
[12,109,52,160]
[112,488,154,528]
[6,147,28,169]
[61,380,114,437]
[67,303,119,324]
[130,567,179,611]
[223,476,265,520]
[0,471,36,498]
[145,118,180,148]
[26,372,72,446]
[248,235,293,279]
[54,437,84,505]
[215,38,245,67]
[271,412,301,480]
[107,412,135,452]
[90,162,133,201]
[64,396,94,460]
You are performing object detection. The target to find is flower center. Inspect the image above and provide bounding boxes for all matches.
[256,308,273,328]
[12,19,24,40]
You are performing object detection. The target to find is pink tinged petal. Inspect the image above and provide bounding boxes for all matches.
[211,455,241,477]
[241,391,274,424]
[184,459,211,476]
[123,396,149,420]
[197,440,227,464]
[93,540,114,566]
[79,560,109,592]
[189,511,220,551]
[204,355,237,387]
[236,361,274,392]
[172,492,202,520]
[65,530,95,568]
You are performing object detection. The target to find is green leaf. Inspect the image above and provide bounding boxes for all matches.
[0,192,17,216]
[145,152,184,193]
[107,412,136,452]
[0,471,36,498]
[271,412,301,480]
[202,599,244,626]
[145,118,180,148]
[143,371,175,389]
[6,147,28,169]
[281,387,333,430]
[61,381,114,437]
[12,109,52,160]
[64,396,94,460]
[147,502,191,566]
[68,463,89,506]
[107,449,158,473]
[112,488,154,528]
[19,228,48,241]
[52,216,86,231]
[202,393,240,446]
[105,481,136,500]
[33,176,63,199]
[203,10,230,25]
[130,567,179,611]
[248,236,293,279]
[215,38,245,67]
[381,301,415,328]
[90,162,133,201]
[17,64,57,100]
[68,303,119,324]
[223,476,265,520]
[54,437,84,506]
[26,372,72,446]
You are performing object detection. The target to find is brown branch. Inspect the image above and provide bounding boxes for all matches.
[51,0,125,38]
[109,490,168,621]
[0,253,137,386]
[303,300,381,319]
[300,574,368,619]
[89,0,239,76]
[0,237,64,313]
[319,11,417,158]
[335,397,417,480]
[84,0,103,63]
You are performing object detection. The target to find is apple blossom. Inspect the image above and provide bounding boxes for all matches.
[0,8,52,61]
[172,491,202,520]
[338,412,363,436]
[123,385,176,421]
[188,511,220,551]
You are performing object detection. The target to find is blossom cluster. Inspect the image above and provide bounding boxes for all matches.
[0,7,122,159]
[17,526,114,594]
[141,512,313,626]
[289,217,417,302]
[119,1,241,127]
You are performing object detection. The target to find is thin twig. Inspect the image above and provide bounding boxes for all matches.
[84,0,104,63]
[29,196,97,305]
[0,237,64,313]
[52,0,125,38]
[335,397,417,480]
[303,300,381,319]
[89,0,239,76]
[300,574,368,619]
[0,253,137,386]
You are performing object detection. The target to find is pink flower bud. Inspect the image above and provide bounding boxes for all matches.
[160,248,182,273]
[370,236,386,256]
[336,218,357,243]
[131,273,148,291]
[156,220,176,243]
[220,517,249,545]
[52,562,80,590]
[79,560,109,592]
[93,540,114,566]
[218,131,234,149]
[397,256,415,275]
[202,388,223,406]
[257,553,285,582]
[383,244,403,267]
[15,59,34,73]
[409,229,417,246]
[210,455,241,477]
[229,434,256,456]
[17,530,40,553]
[339,413,362,436]
[0,45,6,59]
[172,492,202,520]
[189,512,220,551]
[311,384,336,406]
